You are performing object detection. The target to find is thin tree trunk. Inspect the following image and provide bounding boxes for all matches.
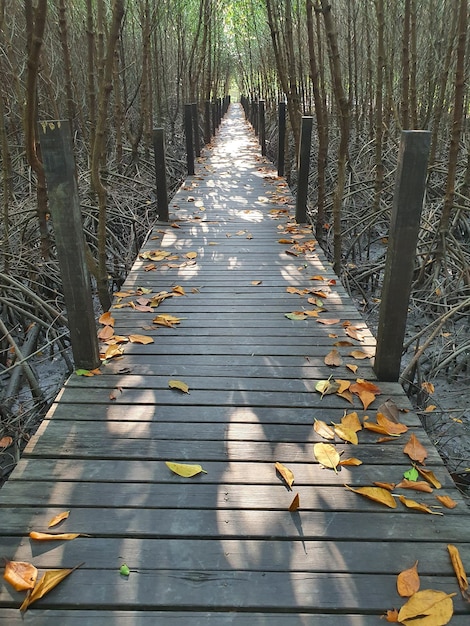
[401,0,411,129]
[373,0,385,214]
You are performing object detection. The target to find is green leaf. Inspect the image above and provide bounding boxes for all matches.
[404,467,419,481]
[285,312,307,321]
[165,461,207,477]
[120,564,130,576]
[75,369,90,376]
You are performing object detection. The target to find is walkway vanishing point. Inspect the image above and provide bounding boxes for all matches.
[1,104,469,624]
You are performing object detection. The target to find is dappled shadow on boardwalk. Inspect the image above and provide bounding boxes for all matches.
[0,105,469,624]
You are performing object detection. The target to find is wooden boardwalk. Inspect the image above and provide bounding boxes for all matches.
[1,104,469,624]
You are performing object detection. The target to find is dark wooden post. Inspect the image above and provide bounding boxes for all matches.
[211,101,217,136]
[204,100,211,144]
[184,103,195,175]
[295,116,313,223]
[259,99,266,156]
[252,100,259,135]
[278,101,286,177]
[152,127,169,221]
[374,131,431,382]
[39,120,100,370]
[191,102,201,157]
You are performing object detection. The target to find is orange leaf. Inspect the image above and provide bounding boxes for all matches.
[288,493,300,512]
[397,561,420,597]
[376,413,408,435]
[0,436,13,449]
[403,434,428,464]
[99,311,115,326]
[345,326,365,341]
[3,560,38,591]
[19,563,84,613]
[29,531,81,541]
[128,334,154,344]
[338,457,362,466]
[384,608,400,622]
[447,544,468,593]
[335,379,351,394]
[345,485,397,508]
[398,495,443,515]
[172,285,186,296]
[48,511,70,528]
[275,461,295,488]
[103,344,123,360]
[313,419,335,440]
[351,389,376,411]
[415,466,442,488]
[373,481,395,491]
[395,479,433,493]
[346,363,358,373]
[436,495,458,509]
[324,349,343,366]
[98,325,115,340]
[363,422,392,435]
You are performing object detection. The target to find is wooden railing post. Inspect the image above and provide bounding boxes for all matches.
[295,116,313,223]
[191,102,201,158]
[204,100,211,144]
[184,103,195,175]
[374,130,431,382]
[39,120,100,370]
[152,127,169,221]
[278,101,286,177]
[259,99,266,156]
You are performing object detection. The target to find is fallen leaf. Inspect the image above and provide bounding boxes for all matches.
[168,379,189,393]
[345,326,365,341]
[172,285,186,296]
[286,286,305,295]
[421,381,435,395]
[415,466,442,489]
[436,495,457,509]
[0,436,13,449]
[103,344,123,360]
[317,318,340,325]
[313,443,340,473]
[384,608,400,622]
[349,350,371,360]
[334,340,354,347]
[285,312,307,320]
[165,461,207,477]
[153,314,182,327]
[275,461,295,488]
[398,495,443,515]
[377,399,400,423]
[403,467,420,481]
[346,363,358,373]
[99,311,115,326]
[333,424,358,445]
[403,434,428,464]
[335,379,351,394]
[376,413,409,435]
[373,481,395,491]
[315,379,341,397]
[397,561,420,597]
[109,387,123,401]
[48,511,70,528]
[345,484,397,508]
[128,334,154,344]
[20,563,84,612]
[447,544,468,594]
[29,531,81,541]
[363,422,396,436]
[425,405,437,413]
[120,564,130,577]
[288,493,300,512]
[324,349,343,366]
[98,325,115,340]
[313,419,335,440]
[341,411,362,432]
[251,280,262,285]
[397,589,455,625]
[338,457,362,466]
[396,479,433,493]
[185,251,198,259]
[3,561,38,591]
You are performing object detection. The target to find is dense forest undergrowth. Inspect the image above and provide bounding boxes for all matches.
[0,0,469,496]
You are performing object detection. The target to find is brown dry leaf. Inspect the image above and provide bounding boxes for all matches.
[168,379,189,394]
[447,544,468,594]
[337,389,355,404]
[172,285,186,296]
[109,387,123,401]
[20,563,84,613]
[338,457,362,466]
[98,325,114,340]
[377,399,400,423]
[395,479,433,493]
[424,405,437,413]
[128,334,154,345]
[346,363,358,374]
[185,251,198,259]
[313,419,335,440]
[288,493,300,512]
[335,379,351,394]
[103,344,123,360]
[313,443,340,473]
[99,311,115,326]
[286,286,304,295]
[153,314,182,327]
[436,495,458,509]
[333,424,358,445]
[275,461,295,489]
[3,560,38,591]
[48,511,70,528]
[334,340,354,347]
[285,311,308,321]
[309,274,325,281]
[415,466,442,489]
[278,238,294,244]
[421,381,435,395]
[403,434,428,464]
[143,263,157,271]
[349,350,371,360]
[324,349,343,367]
[251,280,262,285]
[398,495,443,515]
[384,608,400,622]
[376,412,408,435]
[345,326,365,341]
[0,436,13,449]
[341,411,362,432]
[350,381,379,411]
[29,531,81,541]
[363,422,394,436]
[397,589,455,625]
[373,481,395,491]
[345,484,397,508]
[397,561,420,597]
[317,318,340,325]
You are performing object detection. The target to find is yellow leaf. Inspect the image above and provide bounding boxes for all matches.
[424,405,437,413]
[324,349,343,366]
[165,461,207,477]
[338,457,362,466]
[20,563,84,612]
[313,418,335,440]
[99,311,115,326]
[415,467,442,489]
[373,481,395,491]
[3,560,38,591]
[333,424,358,445]
[172,285,186,296]
[397,561,420,597]
[29,531,81,541]
[346,363,358,373]
[397,589,455,625]
[128,334,154,344]
[315,379,341,396]
[275,461,295,488]
[436,495,457,509]
[286,286,304,295]
[313,443,340,473]
[341,411,362,432]
[48,511,70,528]
[447,544,468,593]
[168,379,189,393]
[345,485,397,508]
[288,493,300,512]
[185,251,198,259]
[398,495,443,515]
[103,344,123,360]
[153,314,182,327]
[403,434,428,464]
